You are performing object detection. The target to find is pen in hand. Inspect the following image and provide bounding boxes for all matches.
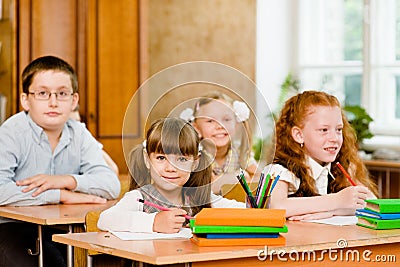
[137,198,194,220]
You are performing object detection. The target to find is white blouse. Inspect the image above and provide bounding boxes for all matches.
[263,156,334,196]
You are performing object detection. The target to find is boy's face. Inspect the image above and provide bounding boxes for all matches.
[20,70,79,133]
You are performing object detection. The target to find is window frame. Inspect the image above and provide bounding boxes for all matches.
[297,0,400,137]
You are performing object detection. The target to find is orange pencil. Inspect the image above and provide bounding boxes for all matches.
[336,162,356,186]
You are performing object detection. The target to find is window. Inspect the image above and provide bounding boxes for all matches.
[297,0,400,135]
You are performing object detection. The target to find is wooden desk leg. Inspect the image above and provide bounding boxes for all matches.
[398,171,400,197]
[38,225,43,267]
[385,170,390,198]
[27,225,43,267]
[67,225,74,267]
[377,171,382,198]
[73,224,87,267]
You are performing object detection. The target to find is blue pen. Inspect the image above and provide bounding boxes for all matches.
[269,174,281,195]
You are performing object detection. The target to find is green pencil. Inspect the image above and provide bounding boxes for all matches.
[257,173,271,208]
[237,169,257,208]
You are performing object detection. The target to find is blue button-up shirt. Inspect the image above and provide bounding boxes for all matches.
[0,111,120,223]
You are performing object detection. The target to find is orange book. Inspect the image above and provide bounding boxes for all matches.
[194,208,286,227]
[191,234,286,247]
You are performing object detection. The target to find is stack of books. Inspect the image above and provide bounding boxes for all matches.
[356,199,400,230]
[190,208,287,246]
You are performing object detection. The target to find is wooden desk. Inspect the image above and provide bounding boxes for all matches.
[0,201,116,267]
[53,221,400,266]
[364,159,400,198]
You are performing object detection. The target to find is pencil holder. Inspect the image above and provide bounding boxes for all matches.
[259,196,271,209]
[245,195,252,208]
[246,195,271,209]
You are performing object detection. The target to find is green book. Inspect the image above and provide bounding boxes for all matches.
[365,199,400,214]
[189,219,288,234]
[357,216,400,230]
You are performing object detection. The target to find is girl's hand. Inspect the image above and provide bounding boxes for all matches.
[332,208,358,216]
[288,211,334,221]
[153,208,187,233]
[365,187,377,200]
[335,185,368,211]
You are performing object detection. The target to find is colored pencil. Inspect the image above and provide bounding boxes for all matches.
[256,173,271,208]
[255,171,266,205]
[336,162,356,186]
[269,174,281,195]
[236,170,257,208]
[137,198,194,219]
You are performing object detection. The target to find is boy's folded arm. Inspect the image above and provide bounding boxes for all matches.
[59,190,106,204]
[0,181,60,206]
[72,170,120,200]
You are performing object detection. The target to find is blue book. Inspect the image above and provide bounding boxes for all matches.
[356,208,400,220]
[201,233,279,239]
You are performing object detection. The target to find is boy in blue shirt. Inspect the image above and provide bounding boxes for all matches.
[0,55,120,266]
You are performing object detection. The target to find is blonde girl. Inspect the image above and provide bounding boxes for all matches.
[180,91,258,195]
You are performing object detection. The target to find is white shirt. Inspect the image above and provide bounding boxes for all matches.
[263,156,334,196]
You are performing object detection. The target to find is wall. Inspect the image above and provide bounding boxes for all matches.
[256,0,294,138]
[143,0,256,126]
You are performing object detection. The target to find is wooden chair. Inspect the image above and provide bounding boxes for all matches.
[85,211,102,267]
[220,182,259,202]
[85,211,138,267]
[118,174,131,199]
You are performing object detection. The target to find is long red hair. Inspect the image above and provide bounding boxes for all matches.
[273,91,378,197]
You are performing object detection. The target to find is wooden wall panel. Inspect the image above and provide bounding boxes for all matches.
[18,0,86,112]
[0,0,17,120]
[88,0,141,174]
[96,0,139,137]
[30,0,77,64]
